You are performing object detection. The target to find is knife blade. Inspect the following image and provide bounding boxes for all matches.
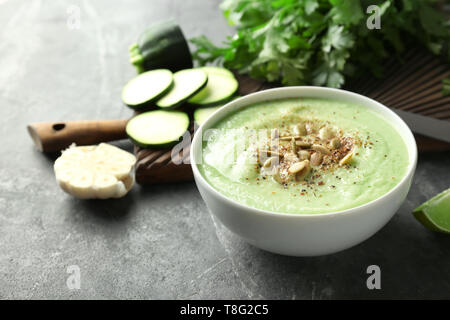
[391,108,450,143]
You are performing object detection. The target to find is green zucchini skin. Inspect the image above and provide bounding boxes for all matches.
[126,102,155,112]
[121,69,174,111]
[200,66,235,78]
[124,82,174,111]
[125,110,190,149]
[127,134,182,149]
[156,80,208,110]
[156,70,209,110]
[130,21,193,74]
[188,72,239,107]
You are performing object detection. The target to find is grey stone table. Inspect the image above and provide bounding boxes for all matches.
[0,0,449,299]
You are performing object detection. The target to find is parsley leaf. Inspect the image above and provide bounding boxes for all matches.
[191,0,450,88]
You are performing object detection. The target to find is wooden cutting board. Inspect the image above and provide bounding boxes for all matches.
[135,49,450,184]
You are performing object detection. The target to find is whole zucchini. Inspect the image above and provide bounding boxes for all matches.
[129,20,192,73]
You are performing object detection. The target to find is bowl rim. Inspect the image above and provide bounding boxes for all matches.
[190,86,418,218]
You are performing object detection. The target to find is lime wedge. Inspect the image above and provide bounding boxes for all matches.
[413,188,450,234]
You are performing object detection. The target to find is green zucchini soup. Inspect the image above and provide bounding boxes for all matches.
[199,98,410,214]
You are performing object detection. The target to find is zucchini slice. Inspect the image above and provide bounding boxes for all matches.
[156,69,208,109]
[126,110,189,148]
[188,71,238,106]
[122,69,173,110]
[200,66,234,78]
[193,106,220,126]
[129,20,192,73]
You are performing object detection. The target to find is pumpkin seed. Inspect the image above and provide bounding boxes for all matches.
[288,161,306,174]
[284,152,299,163]
[263,156,278,168]
[295,160,311,181]
[296,141,312,148]
[310,152,324,166]
[290,137,296,153]
[311,144,331,155]
[319,126,336,141]
[293,123,307,136]
[329,137,341,149]
[339,150,354,166]
[298,150,310,160]
[279,136,301,141]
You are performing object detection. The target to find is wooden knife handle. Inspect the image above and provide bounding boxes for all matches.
[27,120,128,152]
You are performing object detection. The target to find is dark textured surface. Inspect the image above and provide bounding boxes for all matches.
[0,0,449,299]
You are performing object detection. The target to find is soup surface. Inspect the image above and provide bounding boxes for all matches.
[199,98,409,214]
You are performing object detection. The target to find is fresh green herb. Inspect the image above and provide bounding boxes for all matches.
[443,77,450,96]
[191,0,450,87]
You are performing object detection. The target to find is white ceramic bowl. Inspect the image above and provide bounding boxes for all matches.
[191,87,417,256]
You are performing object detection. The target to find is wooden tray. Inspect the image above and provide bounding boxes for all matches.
[135,50,450,184]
